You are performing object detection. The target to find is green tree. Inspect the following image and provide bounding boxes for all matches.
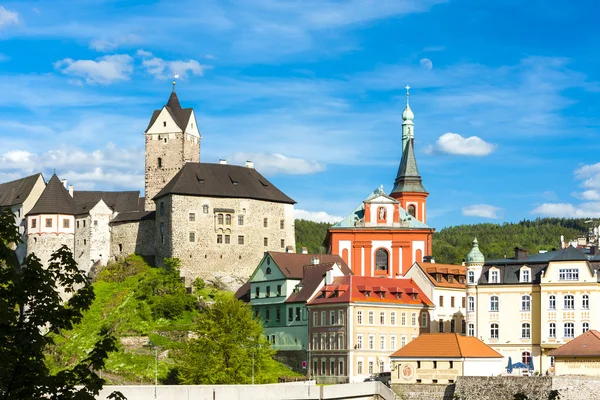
[295,219,332,253]
[0,209,124,400]
[177,296,274,384]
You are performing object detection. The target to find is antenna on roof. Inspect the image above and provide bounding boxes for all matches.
[172,74,179,91]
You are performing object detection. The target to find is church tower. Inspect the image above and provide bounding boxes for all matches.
[390,86,429,224]
[144,84,201,210]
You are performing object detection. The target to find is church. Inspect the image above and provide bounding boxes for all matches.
[0,88,296,286]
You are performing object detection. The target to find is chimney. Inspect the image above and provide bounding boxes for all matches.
[311,256,319,265]
[219,159,227,165]
[246,160,254,168]
[301,247,308,254]
[68,185,74,197]
[515,247,528,260]
[325,268,333,285]
[286,245,294,253]
[61,179,67,188]
[591,246,598,256]
[560,235,565,249]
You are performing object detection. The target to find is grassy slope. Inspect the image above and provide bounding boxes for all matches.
[46,261,298,384]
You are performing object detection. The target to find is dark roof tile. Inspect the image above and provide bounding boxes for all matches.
[0,173,43,207]
[27,174,77,215]
[73,190,141,215]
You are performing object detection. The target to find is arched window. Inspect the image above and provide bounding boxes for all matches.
[549,322,556,338]
[468,271,475,284]
[225,214,231,225]
[218,214,224,224]
[522,351,531,365]
[582,294,589,309]
[159,202,164,216]
[468,296,475,312]
[521,295,531,311]
[203,205,209,213]
[490,296,499,312]
[490,323,499,339]
[564,322,574,338]
[266,267,271,275]
[564,295,574,310]
[521,323,531,339]
[375,248,389,272]
[583,322,590,333]
[408,204,416,218]
[468,323,475,337]
[549,295,556,310]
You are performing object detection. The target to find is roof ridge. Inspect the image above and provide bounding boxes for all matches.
[455,333,463,357]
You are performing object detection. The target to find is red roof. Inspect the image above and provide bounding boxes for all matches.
[307,276,433,306]
[415,262,466,289]
[390,333,503,359]
[268,252,349,278]
[549,330,600,357]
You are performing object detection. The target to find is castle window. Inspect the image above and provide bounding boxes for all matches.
[76,220,79,228]
[191,123,194,129]
[238,215,244,225]
[45,218,52,228]
[118,244,123,253]
[203,205,209,213]
[189,232,195,242]
[264,237,268,246]
[280,219,284,229]
[163,121,166,127]
[164,138,167,143]
[158,157,162,168]
[238,235,244,245]
[375,248,389,272]
[225,235,230,244]
[408,204,416,217]
[83,239,87,245]
[63,219,70,229]
[264,218,268,228]
[160,222,164,243]
[94,220,98,227]
[280,239,285,248]
[31,219,36,229]
[225,214,231,225]
[83,220,86,227]
[160,202,164,216]
[218,214,223,224]
[217,234,223,244]
[189,213,195,222]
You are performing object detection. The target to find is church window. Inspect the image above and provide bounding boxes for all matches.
[408,204,416,217]
[281,239,285,248]
[189,232,195,242]
[63,219,70,229]
[159,202,164,216]
[217,234,223,244]
[203,205,209,213]
[45,218,52,228]
[225,235,230,244]
[225,214,231,225]
[375,248,389,272]
[238,215,244,225]
[280,219,285,229]
[158,157,162,168]
[218,214,223,224]
[238,235,244,245]
[189,213,195,222]
[264,217,268,228]
[31,219,36,229]
[264,237,268,246]
[160,222,164,243]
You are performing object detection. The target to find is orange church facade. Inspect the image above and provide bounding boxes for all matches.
[327,89,434,278]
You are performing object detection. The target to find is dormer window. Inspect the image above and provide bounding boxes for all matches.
[459,276,465,284]
[520,268,530,283]
[448,275,454,284]
[412,293,418,300]
[436,274,442,283]
[365,291,370,298]
[490,270,499,284]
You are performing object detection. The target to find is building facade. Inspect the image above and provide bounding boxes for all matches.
[327,90,434,277]
[307,275,433,383]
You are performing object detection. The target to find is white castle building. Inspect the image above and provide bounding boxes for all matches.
[0,89,296,286]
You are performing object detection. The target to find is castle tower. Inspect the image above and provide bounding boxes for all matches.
[26,174,76,269]
[390,86,429,224]
[144,85,201,210]
[465,237,485,337]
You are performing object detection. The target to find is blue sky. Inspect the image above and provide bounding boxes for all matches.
[1,0,600,229]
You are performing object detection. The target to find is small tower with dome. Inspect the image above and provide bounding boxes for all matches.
[465,237,485,337]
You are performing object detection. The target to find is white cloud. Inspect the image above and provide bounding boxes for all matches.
[137,50,209,79]
[579,190,600,201]
[426,133,496,156]
[89,34,141,51]
[531,202,600,218]
[227,152,325,175]
[462,204,503,219]
[420,58,433,70]
[54,54,133,84]
[0,6,18,29]
[294,209,342,223]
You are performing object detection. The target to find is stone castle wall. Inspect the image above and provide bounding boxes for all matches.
[27,233,74,268]
[156,194,295,284]
[110,219,156,261]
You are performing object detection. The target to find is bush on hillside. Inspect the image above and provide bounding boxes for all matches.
[96,254,149,282]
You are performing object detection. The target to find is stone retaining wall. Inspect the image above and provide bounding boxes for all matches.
[391,383,455,400]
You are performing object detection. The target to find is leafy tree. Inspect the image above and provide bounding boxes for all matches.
[295,219,332,254]
[0,209,124,400]
[177,295,274,384]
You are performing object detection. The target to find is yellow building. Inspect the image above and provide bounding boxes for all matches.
[549,329,600,376]
[466,243,600,375]
[390,333,503,384]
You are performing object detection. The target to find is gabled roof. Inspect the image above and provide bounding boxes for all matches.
[548,330,600,357]
[286,262,342,303]
[27,174,76,216]
[73,191,142,215]
[307,275,434,307]
[390,333,503,359]
[153,162,295,204]
[110,210,156,223]
[268,252,348,279]
[414,262,466,289]
[0,173,43,207]
[391,138,427,195]
[145,90,194,132]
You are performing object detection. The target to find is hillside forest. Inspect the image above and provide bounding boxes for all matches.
[294,218,591,265]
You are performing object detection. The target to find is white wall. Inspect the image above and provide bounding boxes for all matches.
[463,358,503,377]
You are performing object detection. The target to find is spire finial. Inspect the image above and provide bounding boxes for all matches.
[405,85,411,106]
[172,74,179,91]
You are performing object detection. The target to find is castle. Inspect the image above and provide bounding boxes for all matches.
[0,88,296,286]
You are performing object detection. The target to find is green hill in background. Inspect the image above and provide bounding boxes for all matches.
[294,218,590,265]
